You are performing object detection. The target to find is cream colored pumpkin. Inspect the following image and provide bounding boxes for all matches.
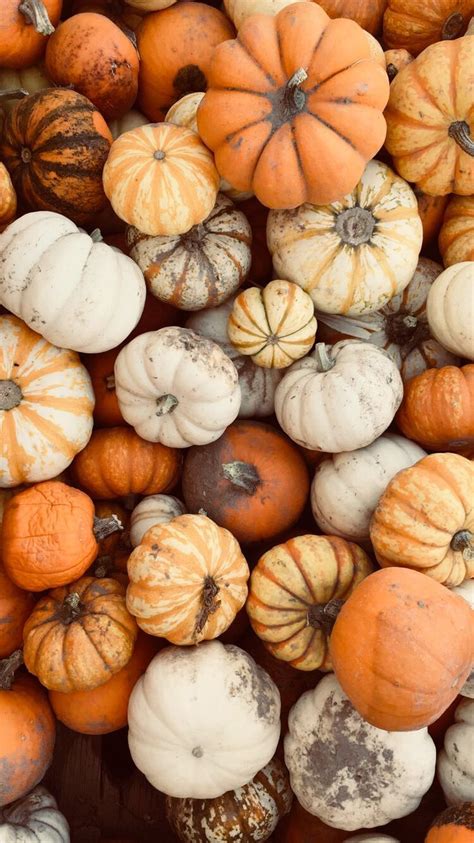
[0,785,70,842]
[126,0,176,9]
[275,341,403,453]
[451,580,474,699]
[128,640,281,798]
[0,212,146,353]
[228,280,317,368]
[437,698,474,806]
[344,836,400,842]
[284,674,436,830]
[267,160,423,317]
[130,494,186,547]
[114,327,241,448]
[108,108,148,140]
[426,262,474,360]
[311,434,426,543]
[223,0,308,27]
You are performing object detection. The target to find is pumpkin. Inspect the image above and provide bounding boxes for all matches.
[0,562,35,659]
[127,194,252,311]
[0,65,50,132]
[311,433,426,543]
[197,3,389,210]
[70,0,145,29]
[319,0,387,33]
[181,420,309,544]
[93,549,129,588]
[166,757,293,843]
[274,341,403,453]
[383,0,473,55]
[45,13,139,120]
[277,801,349,843]
[126,513,249,643]
[129,494,186,547]
[0,1,61,69]
[114,327,241,448]
[0,785,70,841]
[0,163,16,226]
[329,567,474,731]
[0,650,55,807]
[267,160,422,316]
[103,123,219,237]
[396,364,474,452]
[128,640,281,798]
[137,3,234,122]
[0,213,146,353]
[127,0,176,8]
[247,534,373,672]
[425,804,474,843]
[23,576,137,692]
[385,48,413,80]
[223,0,309,29]
[452,580,474,698]
[384,33,474,196]
[94,499,130,560]
[1,88,113,222]
[284,673,436,830]
[0,315,94,487]
[439,196,474,267]
[83,347,124,427]
[48,630,159,735]
[437,697,474,806]
[108,108,148,140]
[426,262,474,360]
[370,452,474,586]
[416,191,450,248]
[345,837,400,842]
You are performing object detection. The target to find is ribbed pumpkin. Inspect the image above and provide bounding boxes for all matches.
[425,804,474,843]
[0,563,35,659]
[129,494,186,547]
[83,347,124,428]
[370,452,474,587]
[0,0,62,69]
[426,262,474,361]
[317,0,387,34]
[439,196,474,266]
[0,162,16,226]
[383,0,473,55]
[247,535,373,671]
[385,48,413,80]
[415,190,450,247]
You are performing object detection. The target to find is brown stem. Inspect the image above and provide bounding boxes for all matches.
[287,67,308,111]
[18,0,55,35]
[307,598,344,635]
[0,379,22,410]
[441,11,465,39]
[313,343,335,372]
[222,461,260,494]
[386,63,399,81]
[156,394,179,416]
[451,529,474,560]
[0,650,23,690]
[93,514,123,541]
[60,592,82,625]
[335,206,376,246]
[0,88,28,101]
[448,121,474,156]
[194,576,220,637]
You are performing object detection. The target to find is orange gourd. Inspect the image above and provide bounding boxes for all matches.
[0,162,16,225]
[317,0,387,34]
[415,190,450,247]
[0,0,62,69]
[383,0,473,55]
[439,195,474,266]
[84,347,125,427]
[425,804,474,843]
[0,563,35,658]
[384,47,413,80]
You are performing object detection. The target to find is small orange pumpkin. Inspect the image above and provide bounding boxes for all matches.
[439,195,474,266]
[415,189,450,247]
[84,347,125,427]
[0,162,16,225]
[384,47,413,80]
[425,803,474,843]
[317,0,387,34]
[383,0,473,55]
[0,563,35,659]
[0,0,62,69]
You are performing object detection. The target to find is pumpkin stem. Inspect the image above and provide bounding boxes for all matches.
[0,88,29,101]
[222,461,261,494]
[155,394,179,416]
[90,228,103,243]
[307,598,344,634]
[448,121,474,156]
[18,0,55,35]
[386,63,399,82]
[313,343,335,372]
[93,514,123,541]
[61,592,83,624]
[0,649,23,690]
[194,576,221,638]
[442,11,465,39]
[451,529,474,559]
[384,313,431,352]
[335,206,376,246]
[286,67,308,112]
[0,379,22,410]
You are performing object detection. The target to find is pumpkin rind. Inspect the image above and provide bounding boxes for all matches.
[0,1,62,70]
[383,0,473,56]
[426,262,474,360]
[451,579,474,698]
[0,562,35,658]
[437,697,474,806]
[129,494,186,547]
[425,803,474,843]
[439,196,474,267]
[0,784,70,841]
[0,162,16,225]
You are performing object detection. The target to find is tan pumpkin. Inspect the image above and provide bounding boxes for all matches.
[0,162,16,226]
[383,0,473,55]
[439,196,474,267]
[426,262,474,361]
[223,0,309,29]
[129,493,186,547]
[384,48,413,80]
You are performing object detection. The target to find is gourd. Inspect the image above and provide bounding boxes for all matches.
[0,785,70,842]
[0,163,16,226]
[426,262,474,360]
[385,48,413,80]
[0,1,62,69]
[439,196,474,266]
[425,803,474,843]
[437,697,474,806]
[316,0,387,34]
[129,494,186,547]
[0,562,35,658]
[108,108,148,140]
[383,0,473,55]
[223,0,309,29]
[451,580,474,698]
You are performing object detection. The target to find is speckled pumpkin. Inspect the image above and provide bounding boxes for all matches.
[385,48,413,80]
[439,196,474,266]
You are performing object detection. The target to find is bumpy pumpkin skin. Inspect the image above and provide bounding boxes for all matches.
[0,0,62,70]
[383,0,473,55]
[0,563,35,658]
[425,803,474,843]
[439,196,474,266]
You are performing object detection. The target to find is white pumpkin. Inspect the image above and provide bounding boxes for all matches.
[426,262,474,360]
[108,108,149,140]
[275,341,403,453]
[223,0,309,28]
[284,674,436,831]
[311,434,426,542]
[451,580,474,698]
[437,697,474,806]
[267,160,423,317]
[0,212,146,353]
[128,640,281,798]
[0,785,70,842]
[344,836,400,842]
[130,494,186,547]
[114,327,241,448]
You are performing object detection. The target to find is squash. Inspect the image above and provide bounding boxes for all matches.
[316,0,387,34]
[223,0,309,30]
[197,3,389,209]
[0,213,146,354]
[0,163,16,226]
[274,341,403,453]
[345,837,400,842]
[181,420,310,544]
[0,1,61,69]
[383,0,473,55]
[385,48,413,80]
[426,262,474,360]
[267,160,422,316]
[0,562,35,659]
[311,433,426,543]
[439,196,474,267]
[425,804,474,843]
[128,640,281,798]
[284,673,436,830]
[0,650,55,807]
[108,108,148,140]
[166,757,293,842]
[451,580,474,698]
[129,494,186,547]
[437,698,474,806]
[329,567,474,730]
[247,534,373,671]
[0,314,94,487]
[416,190,450,248]
[84,347,124,428]
[0,785,70,841]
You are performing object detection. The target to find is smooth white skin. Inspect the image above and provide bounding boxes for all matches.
[426,262,474,360]
[129,494,186,547]
[437,698,474,806]
[0,785,70,842]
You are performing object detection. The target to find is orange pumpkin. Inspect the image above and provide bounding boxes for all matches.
[425,804,474,843]
[385,47,413,80]
[0,563,35,658]
[84,347,125,427]
[415,189,450,247]
[396,365,474,452]
[330,567,474,731]
[0,161,16,225]
[383,0,473,55]
[0,0,62,69]
[137,2,234,121]
[94,500,130,560]
[277,800,347,843]
[439,195,474,266]
[317,0,387,34]
[93,549,129,587]
[71,426,181,499]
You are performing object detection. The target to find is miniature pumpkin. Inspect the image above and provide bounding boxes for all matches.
[311,433,425,543]
[108,108,148,140]
[274,341,403,452]
[129,494,186,547]
[425,804,474,843]
[23,576,137,692]
[0,162,16,226]
[247,535,373,671]
[370,453,474,586]
[181,420,310,544]
[452,580,474,698]
[426,262,474,360]
[317,0,387,34]
[0,1,62,69]
[94,500,130,561]
[439,196,474,267]
[0,784,70,841]
[84,347,124,427]
[268,160,422,316]
[437,697,474,806]
[0,562,35,659]
[127,194,252,311]
[128,640,281,798]
[385,48,413,80]
[223,0,309,29]
[166,757,293,843]
[416,191,450,247]
[0,650,55,807]
[71,0,145,28]
[396,364,474,451]
[383,0,473,55]
[0,315,94,487]
[197,3,389,209]
[0,213,146,353]
[330,567,474,730]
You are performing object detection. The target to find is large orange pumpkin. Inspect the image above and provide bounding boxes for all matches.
[197,2,390,209]
[425,804,474,843]
[383,0,473,55]
[0,0,62,69]
[0,562,35,658]
[318,0,387,34]
[439,195,474,266]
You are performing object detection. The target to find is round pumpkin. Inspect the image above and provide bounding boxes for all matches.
[0,162,16,226]
[83,347,124,428]
[426,262,474,360]
[0,562,35,659]
[383,0,473,55]
[0,784,70,841]
[0,1,62,69]
[223,0,310,29]
[439,196,474,267]
[416,190,450,248]
[437,697,474,806]
[317,0,387,34]
[329,567,474,731]
[129,494,186,547]
[452,580,474,698]
[425,804,474,843]
[385,48,413,80]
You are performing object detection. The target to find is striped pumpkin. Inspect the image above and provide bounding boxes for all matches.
[0,314,94,488]
[247,535,373,671]
[102,123,219,237]
[126,513,250,644]
[0,88,112,223]
[439,195,474,267]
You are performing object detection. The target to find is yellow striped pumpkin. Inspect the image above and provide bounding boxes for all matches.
[0,314,94,488]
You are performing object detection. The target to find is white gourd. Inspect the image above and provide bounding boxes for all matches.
[130,494,186,547]
[437,698,474,806]
[451,580,474,698]
[0,785,70,842]
[426,262,474,360]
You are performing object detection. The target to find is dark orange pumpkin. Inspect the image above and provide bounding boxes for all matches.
[0,562,35,658]
[383,0,473,55]
[317,0,387,34]
[84,348,125,428]
[0,0,62,69]
[425,803,474,843]
[415,189,450,248]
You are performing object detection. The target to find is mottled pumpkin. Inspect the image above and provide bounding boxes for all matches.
[383,0,473,55]
[425,803,474,843]
[0,562,35,658]
[0,0,62,69]
[439,195,474,266]
[0,161,16,225]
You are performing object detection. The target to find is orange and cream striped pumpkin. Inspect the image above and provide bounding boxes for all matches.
[0,314,94,488]
[439,195,474,267]
[126,513,250,644]
[102,123,219,237]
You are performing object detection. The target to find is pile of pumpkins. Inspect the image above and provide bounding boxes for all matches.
[0,0,473,840]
